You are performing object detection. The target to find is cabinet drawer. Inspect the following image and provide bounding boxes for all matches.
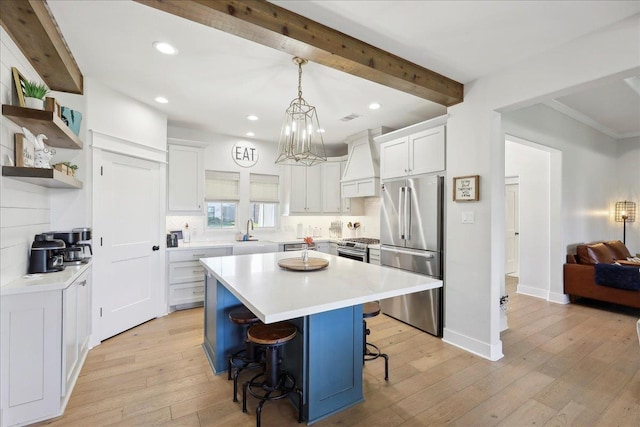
[169,261,206,284]
[169,282,205,306]
[169,247,231,263]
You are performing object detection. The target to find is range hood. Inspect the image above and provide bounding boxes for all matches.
[341,127,390,198]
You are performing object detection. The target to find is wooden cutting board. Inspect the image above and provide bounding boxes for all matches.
[278,257,329,271]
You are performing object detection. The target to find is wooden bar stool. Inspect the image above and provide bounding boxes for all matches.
[363,301,389,381]
[228,306,263,402]
[242,321,303,427]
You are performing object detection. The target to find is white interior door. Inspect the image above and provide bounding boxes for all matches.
[505,182,520,275]
[93,150,162,341]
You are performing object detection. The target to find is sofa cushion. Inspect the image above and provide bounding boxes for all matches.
[585,243,615,264]
[605,240,632,260]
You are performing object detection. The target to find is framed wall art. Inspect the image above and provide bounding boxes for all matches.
[11,67,27,107]
[453,175,479,202]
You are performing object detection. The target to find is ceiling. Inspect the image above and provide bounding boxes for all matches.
[46,1,640,153]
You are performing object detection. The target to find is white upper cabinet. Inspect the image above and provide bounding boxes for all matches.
[168,144,204,214]
[322,161,342,213]
[377,116,447,181]
[290,164,322,214]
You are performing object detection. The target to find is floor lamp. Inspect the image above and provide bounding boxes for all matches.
[615,201,636,245]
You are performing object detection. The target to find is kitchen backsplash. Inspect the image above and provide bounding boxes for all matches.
[166,197,381,241]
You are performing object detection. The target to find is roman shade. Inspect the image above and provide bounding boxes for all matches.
[250,173,279,203]
[205,171,240,201]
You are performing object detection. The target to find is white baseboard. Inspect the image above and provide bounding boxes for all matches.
[443,328,504,361]
[548,291,570,304]
[517,283,549,300]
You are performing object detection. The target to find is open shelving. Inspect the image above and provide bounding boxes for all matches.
[2,104,83,149]
[2,166,82,189]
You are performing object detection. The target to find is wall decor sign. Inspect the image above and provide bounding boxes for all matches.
[453,175,479,201]
[231,141,258,167]
[11,67,27,107]
[14,133,35,167]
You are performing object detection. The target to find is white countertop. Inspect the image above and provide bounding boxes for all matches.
[1,262,92,296]
[167,237,332,251]
[200,251,442,323]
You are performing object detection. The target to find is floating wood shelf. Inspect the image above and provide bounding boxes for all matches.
[2,105,83,149]
[2,166,82,189]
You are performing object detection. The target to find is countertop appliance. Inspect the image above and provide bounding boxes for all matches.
[167,233,179,247]
[46,230,92,265]
[28,233,66,273]
[336,238,380,263]
[380,174,443,336]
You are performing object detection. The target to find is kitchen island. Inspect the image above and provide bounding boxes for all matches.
[200,251,442,424]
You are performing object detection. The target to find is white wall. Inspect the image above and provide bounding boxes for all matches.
[444,14,640,360]
[505,139,551,299]
[616,137,640,253]
[503,104,619,246]
[0,28,52,285]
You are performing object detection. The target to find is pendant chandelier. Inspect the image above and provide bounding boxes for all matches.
[275,57,327,166]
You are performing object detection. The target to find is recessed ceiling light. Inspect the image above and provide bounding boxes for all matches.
[246,115,259,121]
[246,131,255,137]
[155,96,169,104]
[369,102,381,110]
[153,41,178,55]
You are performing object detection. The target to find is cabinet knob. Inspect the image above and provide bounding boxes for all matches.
[152,245,160,251]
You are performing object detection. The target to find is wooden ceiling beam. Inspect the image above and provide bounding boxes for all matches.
[135,0,463,106]
[0,0,83,94]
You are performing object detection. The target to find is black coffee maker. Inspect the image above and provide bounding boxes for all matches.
[28,234,66,274]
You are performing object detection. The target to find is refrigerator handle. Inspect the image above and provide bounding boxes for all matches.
[398,187,405,239]
[405,186,411,240]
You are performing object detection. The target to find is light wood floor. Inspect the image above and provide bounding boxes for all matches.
[33,285,640,427]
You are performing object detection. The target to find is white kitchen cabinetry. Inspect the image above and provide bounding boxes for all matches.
[329,242,338,256]
[377,118,447,181]
[322,162,342,213]
[340,160,364,215]
[167,247,231,309]
[368,247,381,265]
[1,267,91,427]
[168,144,204,214]
[290,164,322,214]
[62,269,91,397]
[316,242,330,253]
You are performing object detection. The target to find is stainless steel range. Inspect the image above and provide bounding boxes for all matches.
[336,238,380,263]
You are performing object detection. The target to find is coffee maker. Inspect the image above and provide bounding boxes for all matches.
[28,234,66,274]
[47,230,91,265]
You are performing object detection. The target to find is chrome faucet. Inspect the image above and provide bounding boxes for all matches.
[246,219,253,239]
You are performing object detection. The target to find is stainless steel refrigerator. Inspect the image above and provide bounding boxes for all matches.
[379,174,443,336]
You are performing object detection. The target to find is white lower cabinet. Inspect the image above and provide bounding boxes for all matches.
[316,242,330,253]
[62,269,91,397]
[368,247,381,265]
[329,243,338,256]
[1,267,91,427]
[167,247,231,309]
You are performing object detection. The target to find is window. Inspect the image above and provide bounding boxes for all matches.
[249,173,279,228]
[206,171,239,228]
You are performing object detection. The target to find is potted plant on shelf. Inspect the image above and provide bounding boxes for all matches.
[23,80,49,110]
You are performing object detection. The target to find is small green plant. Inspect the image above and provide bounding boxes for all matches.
[62,161,78,172]
[23,80,49,99]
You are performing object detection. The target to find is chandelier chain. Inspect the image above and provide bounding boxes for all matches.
[298,61,303,100]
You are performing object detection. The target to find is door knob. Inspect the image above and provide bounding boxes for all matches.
[152,245,160,251]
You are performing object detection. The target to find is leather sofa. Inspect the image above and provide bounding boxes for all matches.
[564,240,640,308]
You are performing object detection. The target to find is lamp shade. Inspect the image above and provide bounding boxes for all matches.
[615,201,636,222]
